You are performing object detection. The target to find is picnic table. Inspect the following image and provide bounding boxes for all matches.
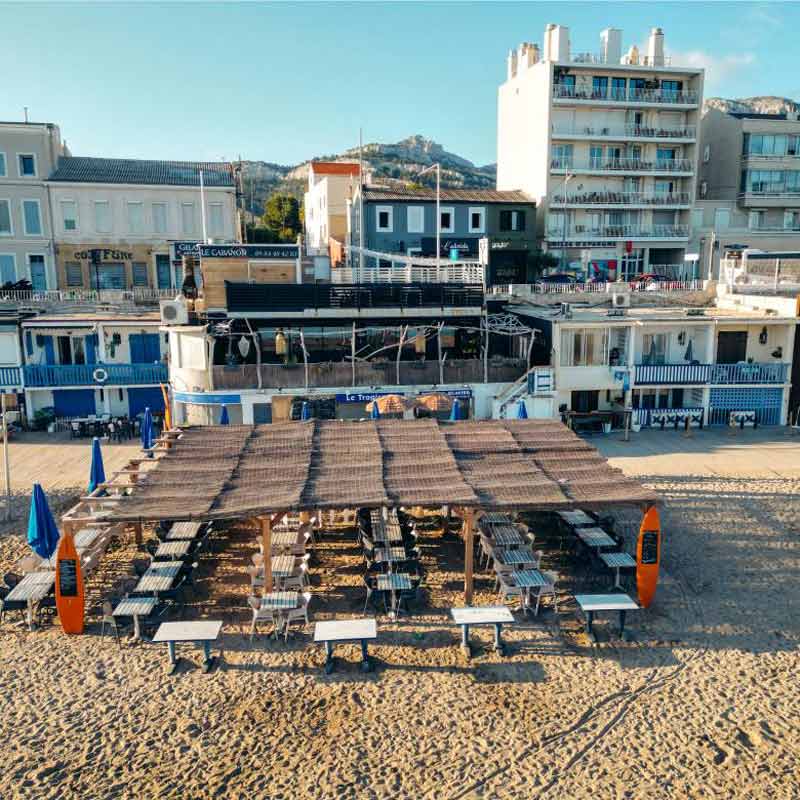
[494,546,536,566]
[6,571,55,629]
[133,562,181,595]
[154,540,192,561]
[113,596,157,641]
[314,618,377,674]
[509,569,548,616]
[450,605,515,657]
[599,552,637,589]
[376,573,412,618]
[152,620,223,674]
[166,522,202,541]
[574,593,640,641]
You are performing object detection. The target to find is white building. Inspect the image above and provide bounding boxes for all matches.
[303,161,360,258]
[497,24,704,280]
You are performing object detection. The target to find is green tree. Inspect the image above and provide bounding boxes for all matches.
[261,193,301,242]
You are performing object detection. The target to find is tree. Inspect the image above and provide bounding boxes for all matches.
[261,193,302,242]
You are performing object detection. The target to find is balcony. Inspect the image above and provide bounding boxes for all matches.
[551,191,691,208]
[0,367,22,390]
[547,224,690,243]
[551,157,694,175]
[552,124,696,141]
[738,190,800,208]
[24,363,169,388]
[633,362,788,386]
[552,84,699,106]
[212,358,528,391]
[332,264,485,284]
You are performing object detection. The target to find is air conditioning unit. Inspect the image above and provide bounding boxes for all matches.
[560,302,572,318]
[160,298,189,325]
[611,292,631,308]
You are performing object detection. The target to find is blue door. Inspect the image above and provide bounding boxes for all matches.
[29,256,47,290]
[127,387,165,418]
[53,389,96,417]
[129,333,161,363]
[156,255,172,289]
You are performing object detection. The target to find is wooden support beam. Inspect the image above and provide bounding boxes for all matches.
[464,508,475,605]
[133,521,143,546]
[260,516,273,595]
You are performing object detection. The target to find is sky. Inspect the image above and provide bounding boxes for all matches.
[1,1,797,167]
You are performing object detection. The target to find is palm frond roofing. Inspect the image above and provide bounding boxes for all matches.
[108,420,657,523]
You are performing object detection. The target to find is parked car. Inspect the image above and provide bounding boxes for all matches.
[630,273,671,290]
[538,273,577,285]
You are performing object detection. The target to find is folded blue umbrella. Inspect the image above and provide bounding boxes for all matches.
[88,436,106,493]
[219,405,230,425]
[27,483,61,559]
[516,399,528,419]
[371,402,380,419]
[141,407,154,455]
[300,401,311,421]
[449,399,462,421]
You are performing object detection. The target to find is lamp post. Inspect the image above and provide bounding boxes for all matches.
[560,171,574,273]
[419,163,441,280]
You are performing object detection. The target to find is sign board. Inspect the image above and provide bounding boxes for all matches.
[171,241,201,261]
[55,531,85,634]
[421,237,480,258]
[58,558,79,596]
[199,244,299,260]
[419,388,472,399]
[684,253,700,262]
[335,391,401,404]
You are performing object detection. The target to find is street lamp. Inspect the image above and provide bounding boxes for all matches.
[418,163,441,280]
[561,171,575,273]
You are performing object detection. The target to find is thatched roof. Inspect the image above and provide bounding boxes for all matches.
[108,420,657,523]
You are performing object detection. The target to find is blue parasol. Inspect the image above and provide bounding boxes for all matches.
[516,399,528,419]
[27,483,60,559]
[684,339,694,362]
[300,401,311,421]
[449,399,462,421]
[88,437,106,493]
[141,407,154,456]
[219,405,230,425]
[370,402,380,419]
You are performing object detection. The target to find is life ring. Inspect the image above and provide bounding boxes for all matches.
[93,367,109,384]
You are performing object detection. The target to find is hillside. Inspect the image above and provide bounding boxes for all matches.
[705,95,800,116]
[240,135,497,215]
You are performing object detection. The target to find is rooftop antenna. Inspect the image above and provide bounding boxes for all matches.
[23,107,29,123]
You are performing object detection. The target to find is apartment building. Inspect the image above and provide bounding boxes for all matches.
[497,24,704,280]
[304,161,360,254]
[0,121,68,291]
[48,157,238,292]
[693,108,800,274]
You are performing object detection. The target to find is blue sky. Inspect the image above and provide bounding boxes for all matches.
[1,2,795,166]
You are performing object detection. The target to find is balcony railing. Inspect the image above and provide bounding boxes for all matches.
[633,362,789,386]
[551,191,691,206]
[547,225,690,241]
[332,264,485,285]
[551,157,693,173]
[24,363,169,388]
[568,53,673,67]
[212,358,528,391]
[553,84,698,105]
[0,366,22,389]
[0,288,176,308]
[552,124,696,140]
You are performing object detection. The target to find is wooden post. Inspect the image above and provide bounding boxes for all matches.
[437,322,443,385]
[464,508,475,605]
[260,516,273,595]
[351,321,356,387]
[133,521,143,546]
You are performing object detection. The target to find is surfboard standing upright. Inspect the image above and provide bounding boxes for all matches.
[56,531,85,634]
[636,506,661,608]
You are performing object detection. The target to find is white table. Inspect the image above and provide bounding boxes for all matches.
[134,562,181,594]
[374,546,408,570]
[494,546,536,566]
[574,593,640,640]
[270,530,301,551]
[154,540,192,561]
[599,552,637,589]
[510,569,548,616]
[6,571,55,629]
[376,573,412,618]
[314,618,377,674]
[486,525,526,547]
[113,596,157,640]
[271,554,296,578]
[152,620,223,673]
[258,591,300,638]
[557,510,595,528]
[576,526,616,550]
[450,605,515,657]
[167,522,202,541]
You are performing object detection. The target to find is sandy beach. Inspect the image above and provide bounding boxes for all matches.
[0,428,798,799]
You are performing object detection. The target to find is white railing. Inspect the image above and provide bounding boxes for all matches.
[547,225,690,241]
[332,264,485,285]
[0,287,176,306]
[553,84,697,104]
[491,279,703,295]
[551,157,694,173]
[568,53,673,67]
[551,191,691,206]
[553,124,696,139]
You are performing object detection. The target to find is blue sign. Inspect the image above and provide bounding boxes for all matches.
[199,244,299,259]
[172,241,201,260]
[335,391,402,404]
[174,391,242,406]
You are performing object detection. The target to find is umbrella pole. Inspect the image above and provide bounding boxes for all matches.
[464,509,475,605]
[260,516,273,595]
[1,393,10,521]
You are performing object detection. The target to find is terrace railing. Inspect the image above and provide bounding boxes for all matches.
[551,191,691,206]
[634,363,711,385]
[552,123,695,139]
[710,362,789,384]
[24,363,169,387]
[634,362,789,386]
[553,84,698,105]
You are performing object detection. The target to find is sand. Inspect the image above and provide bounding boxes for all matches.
[0,429,799,799]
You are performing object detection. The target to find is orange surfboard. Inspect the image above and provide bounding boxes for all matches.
[55,532,85,634]
[636,506,661,609]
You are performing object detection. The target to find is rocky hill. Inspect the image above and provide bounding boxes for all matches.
[705,95,800,116]
[240,135,497,215]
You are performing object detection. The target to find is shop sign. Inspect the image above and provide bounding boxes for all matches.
[199,244,299,259]
[335,391,402,404]
[418,388,472,399]
[172,241,201,260]
[73,248,133,261]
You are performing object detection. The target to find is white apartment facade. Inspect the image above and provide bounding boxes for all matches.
[497,24,704,280]
[0,121,67,291]
[303,161,360,255]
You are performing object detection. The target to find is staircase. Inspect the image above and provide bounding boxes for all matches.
[492,366,555,419]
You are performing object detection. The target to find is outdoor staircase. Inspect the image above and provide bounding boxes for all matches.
[492,365,555,419]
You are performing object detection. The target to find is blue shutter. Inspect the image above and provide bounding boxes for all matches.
[85,335,97,365]
[53,389,96,417]
[130,333,160,363]
[127,387,165,417]
[25,331,33,357]
[42,335,55,365]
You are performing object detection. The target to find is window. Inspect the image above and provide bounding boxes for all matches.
[661,80,682,99]
[61,200,78,232]
[0,254,15,284]
[22,200,42,235]
[0,153,5,177]
[208,202,224,237]
[611,77,626,100]
[692,208,704,229]
[65,261,83,287]
[0,200,11,236]
[407,206,424,233]
[18,154,36,177]
[589,145,603,168]
[560,327,609,367]
[468,207,485,233]
[641,333,668,365]
[703,144,711,163]
[699,181,708,198]
[592,76,608,99]
[713,208,730,230]
[132,262,149,286]
[784,211,800,230]
[95,201,112,233]
[439,207,454,233]
[181,202,195,235]
[499,209,526,231]
[152,202,168,234]
[551,143,573,168]
[127,201,144,234]
[375,205,393,232]
[749,210,765,230]
[656,147,676,164]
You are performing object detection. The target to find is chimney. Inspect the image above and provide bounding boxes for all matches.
[625,44,640,65]
[600,28,622,64]
[519,42,539,69]
[507,48,518,79]
[647,27,665,66]
[549,24,570,62]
